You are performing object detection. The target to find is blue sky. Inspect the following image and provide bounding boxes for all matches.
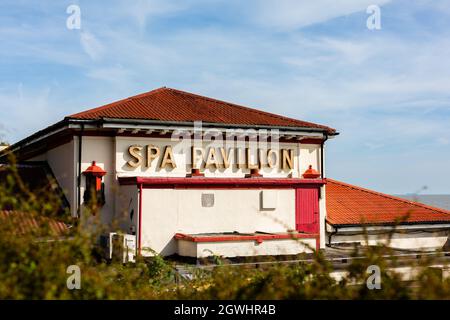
[1,0,450,194]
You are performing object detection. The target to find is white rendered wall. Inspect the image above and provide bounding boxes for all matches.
[140,188,296,256]
[79,136,116,225]
[178,238,316,258]
[28,140,77,217]
[318,185,327,249]
[299,143,321,176]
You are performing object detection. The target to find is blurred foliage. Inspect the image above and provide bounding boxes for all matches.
[0,157,449,299]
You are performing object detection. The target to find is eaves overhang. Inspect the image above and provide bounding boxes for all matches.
[99,117,339,136]
[0,116,337,162]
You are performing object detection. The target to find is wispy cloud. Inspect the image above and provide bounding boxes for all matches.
[0,84,62,141]
[124,0,187,31]
[80,31,104,60]
[250,0,391,30]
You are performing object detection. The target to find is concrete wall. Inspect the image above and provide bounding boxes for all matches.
[178,238,316,258]
[140,188,296,256]
[330,264,450,282]
[330,230,449,250]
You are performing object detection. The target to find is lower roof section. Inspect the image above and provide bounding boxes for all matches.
[175,232,319,258]
[0,210,70,237]
[326,179,450,227]
[175,232,318,243]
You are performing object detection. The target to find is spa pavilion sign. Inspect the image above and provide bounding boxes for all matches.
[126,144,295,171]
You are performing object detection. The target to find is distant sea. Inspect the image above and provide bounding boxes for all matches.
[395,195,450,211]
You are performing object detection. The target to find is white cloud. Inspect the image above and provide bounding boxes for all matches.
[125,0,187,30]
[0,84,62,142]
[80,31,104,61]
[86,65,134,83]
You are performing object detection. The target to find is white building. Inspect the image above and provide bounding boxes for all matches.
[1,87,449,259]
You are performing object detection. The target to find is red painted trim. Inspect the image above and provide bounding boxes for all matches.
[300,138,323,144]
[138,183,143,256]
[315,235,320,252]
[119,177,326,189]
[174,232,319,243]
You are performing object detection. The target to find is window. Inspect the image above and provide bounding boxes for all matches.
[201,193,215,207]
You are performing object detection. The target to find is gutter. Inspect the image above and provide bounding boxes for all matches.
[328,226,339,246]
[326,222,450,234]
[76,124,84,218]
[0,118,99,161]
[0,120,68,161]
[321,133,328,179]
[138,183,143,256]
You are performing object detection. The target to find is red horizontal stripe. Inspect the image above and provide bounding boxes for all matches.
[119,177,326,189]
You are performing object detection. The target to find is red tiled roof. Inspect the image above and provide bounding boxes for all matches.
[0,210,70,237]
[326,179,450,226]
[69,87,336,134]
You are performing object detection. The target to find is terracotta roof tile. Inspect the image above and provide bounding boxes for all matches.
[68,87,336,134]
[0,210,70,237]
[326,179,450,226]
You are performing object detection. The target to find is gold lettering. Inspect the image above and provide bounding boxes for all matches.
[127,145,143,168]
[282,149,294,170]
[258,149,264,169]
[220,147,232,169]
[246,148,259,169]
[191,147,204,169]
[267,149,278,169]
[146,145,160,167]
[205,147,219,169]
[160,146,177,169]
[236,148,246,169]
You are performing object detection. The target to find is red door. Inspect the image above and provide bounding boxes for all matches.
[296,187,320,233]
